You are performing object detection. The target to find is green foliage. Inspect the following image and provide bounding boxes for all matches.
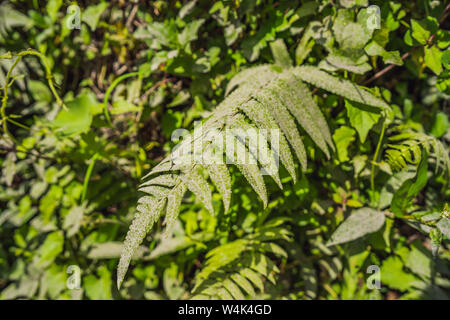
[327,208,386,246]
[0,0,449,301]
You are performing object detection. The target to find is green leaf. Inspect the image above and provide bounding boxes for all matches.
[177,19,205,48]
[424,46,443,75]
[295,66,390,110]
[52,91,96,136]
[269,39,292,68]
[63,205,85,237]
[168,90,190,107]
[332,9,372,50]
[405,242,432,280]
[327,207,386,246]
[33,231,64,268]
[333,126,356,162]
[321,51,372,74]
[431,112,449,138]
[344,100,381,143]
[181,166,214,215]
[84,266,112,300]
[437,218,450,239]
[391,151,429,217]
[339,0,368,8]
[163,182,187,236]
[88,242,148,260]
[380,256,420,291]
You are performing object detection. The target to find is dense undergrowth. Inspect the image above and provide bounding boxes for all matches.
[0,0,449,300]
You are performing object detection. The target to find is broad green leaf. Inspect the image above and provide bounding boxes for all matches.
[256,85,307,171]
[327,207,386,246]
[145,236,194,260]
[424,46,443,75]
[380,256,420,291]
[320,51,372,74]
[294,1,319,19]
[63,205,84,237]
[178,0,197,19]
[41,264,67,299]
[39,184,63,222]
[437,218,450,238]
[333,9,372,50]
[168,90,190,107]
[84,266,112,300]
[442,50,450,69]
[29,80,52,102]
[391,151,429,217]
[117,198,165,288]
[163,182,187,235]
[89,241,152,261]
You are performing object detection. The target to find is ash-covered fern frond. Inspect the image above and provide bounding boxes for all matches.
[191,218,292,299]
[385,126,450,175]
[117,48,390,287]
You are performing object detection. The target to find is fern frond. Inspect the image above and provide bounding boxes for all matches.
[117,62,390,288]
[385,126,450,174]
